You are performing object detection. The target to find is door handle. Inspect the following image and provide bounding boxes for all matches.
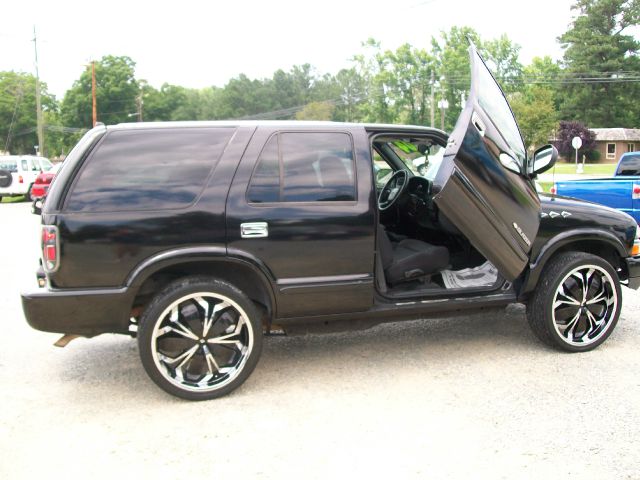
[472,112,486,137]
[241,222,269,238]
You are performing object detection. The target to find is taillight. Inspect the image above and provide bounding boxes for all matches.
[41,225,60,272]
[633,184,640,200]
[632,227,640,257]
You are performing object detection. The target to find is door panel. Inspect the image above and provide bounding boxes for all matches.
[226,126,376,318]
[433,47,540,281]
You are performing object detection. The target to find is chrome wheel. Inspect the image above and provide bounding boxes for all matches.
[551,264,618,347]
[150,292,254,393]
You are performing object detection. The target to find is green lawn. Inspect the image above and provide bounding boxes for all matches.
[0,196,27,204]
[548,162,616,175]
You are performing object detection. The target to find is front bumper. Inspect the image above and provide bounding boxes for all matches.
[21,284,134,337]
[626,256,640,290]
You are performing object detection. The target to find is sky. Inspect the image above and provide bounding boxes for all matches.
[2,0,581,99]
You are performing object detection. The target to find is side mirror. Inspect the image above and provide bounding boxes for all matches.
[530,144,558,177]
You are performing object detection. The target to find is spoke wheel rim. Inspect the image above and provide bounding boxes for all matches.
[551,264,618,347]
[151,292,254,393]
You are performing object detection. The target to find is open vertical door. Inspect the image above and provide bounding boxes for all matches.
[432,46,541,282]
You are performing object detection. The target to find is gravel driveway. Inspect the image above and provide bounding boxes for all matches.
[1,202,639,479]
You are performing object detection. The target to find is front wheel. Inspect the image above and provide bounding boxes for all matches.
[527,252,622,352]
[138,276,263,400]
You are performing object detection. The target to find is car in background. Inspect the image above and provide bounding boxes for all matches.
[29,163,61,201]
[0,155,54,202]
[553,151,640,224]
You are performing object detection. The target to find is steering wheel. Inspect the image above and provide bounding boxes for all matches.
[378,170,409,211]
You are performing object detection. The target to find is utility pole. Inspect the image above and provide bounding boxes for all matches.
[32,26,44,156]
[91,61,97,127]
[429,71,435,128]
[136,91,144,122]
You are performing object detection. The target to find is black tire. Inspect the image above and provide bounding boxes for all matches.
[138,276,263,400]
[0,169,12,188]
[24,185,34,202]
[527,252,622,352]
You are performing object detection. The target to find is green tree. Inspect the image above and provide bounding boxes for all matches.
[432,27,523,131]
[559,0,640,126]
[509,57,561,149]
[352,38,397,123]
[431,27,481,131]
[510,88,558,149]
[483,34,523,94]
[143,83,190,121]
[295,101,335,120]
[385,44,435,125]
[62,55,140,128]
[0,71,58,155]
[333,68,366,122]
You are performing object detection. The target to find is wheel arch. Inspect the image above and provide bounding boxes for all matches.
[519,229,628,299]
[127,248,277,323]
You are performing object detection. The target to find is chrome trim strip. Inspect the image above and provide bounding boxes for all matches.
[277,274,373,294]
[277,273,372,286]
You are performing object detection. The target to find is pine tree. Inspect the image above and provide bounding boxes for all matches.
[559,0,640,127]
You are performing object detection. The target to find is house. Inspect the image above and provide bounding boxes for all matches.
[590,128,640,163]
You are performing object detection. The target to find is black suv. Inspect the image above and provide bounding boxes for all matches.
[22,47,640,400]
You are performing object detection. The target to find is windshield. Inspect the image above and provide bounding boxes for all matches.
[38,157,54,171]
[475,55,526,169]
[384,140,445,181]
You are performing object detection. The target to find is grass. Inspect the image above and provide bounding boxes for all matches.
[547,162,616,175]
[0,195,27,204]
[538,181,553,193]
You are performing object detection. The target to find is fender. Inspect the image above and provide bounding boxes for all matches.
[520,228,628,296]
[125,246,277,313]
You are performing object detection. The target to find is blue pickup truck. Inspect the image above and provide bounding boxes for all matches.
[554,151,640,224]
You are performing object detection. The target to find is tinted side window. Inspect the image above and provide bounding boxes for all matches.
[247,136,280,203]
[247,132,355,203]
[67,128,234,212]
[616,154,640,176]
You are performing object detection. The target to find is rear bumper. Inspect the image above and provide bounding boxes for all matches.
[21,284,134,337]
[626,256,640,290]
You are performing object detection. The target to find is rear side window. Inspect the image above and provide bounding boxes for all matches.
[66,128,234,212]
[0,159,18,172]
[247,132,356,203]
[616,154,640,176]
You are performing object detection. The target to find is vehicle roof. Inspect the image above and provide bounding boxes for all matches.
[106,120,446,136]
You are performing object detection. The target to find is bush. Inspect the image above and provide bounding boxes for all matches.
[585,149,600,162]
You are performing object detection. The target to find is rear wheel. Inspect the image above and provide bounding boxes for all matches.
[0,169,12,188]
[527,252,621,352]
[138,276,263,400]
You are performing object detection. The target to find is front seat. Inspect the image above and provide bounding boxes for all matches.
[377,226,449,285]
